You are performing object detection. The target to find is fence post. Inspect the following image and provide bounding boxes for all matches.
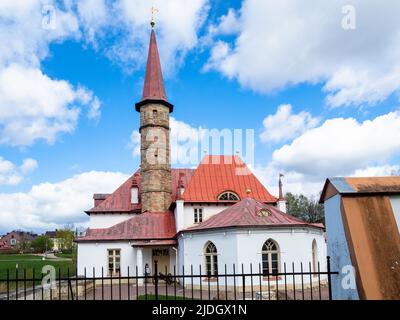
[327,256,333,300]
[154,260,158,300]
[241,264,245,300]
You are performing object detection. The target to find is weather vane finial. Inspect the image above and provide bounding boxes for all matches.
[150,5,158,28]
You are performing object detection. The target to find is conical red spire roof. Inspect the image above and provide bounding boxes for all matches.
[142,29,166,100]
[135,28,173,112]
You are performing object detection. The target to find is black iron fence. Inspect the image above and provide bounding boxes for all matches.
[0,256,338,301]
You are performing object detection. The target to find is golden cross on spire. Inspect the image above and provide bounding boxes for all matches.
[150,5,158,28]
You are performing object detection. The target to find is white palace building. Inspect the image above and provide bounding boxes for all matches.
[76,23,327,288]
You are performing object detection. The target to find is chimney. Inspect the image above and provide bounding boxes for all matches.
[277,174,287,213]
[177,172,185,199]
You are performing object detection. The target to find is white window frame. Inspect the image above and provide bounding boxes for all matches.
[107,249,121,277]
[194,208,203,224]
[261,239,280,276]
[131,187,139,204]
[204,242,218,277]
[217,191,240,201]
[10,238,17,246]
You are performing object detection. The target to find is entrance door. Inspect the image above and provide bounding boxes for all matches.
[152,248,170,275]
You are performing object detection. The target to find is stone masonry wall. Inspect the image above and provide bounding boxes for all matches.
[139,103,172,212]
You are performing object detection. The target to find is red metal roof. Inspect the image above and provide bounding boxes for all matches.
[182,155,277,203]
[87,169,195,213]
[87,156,277,213]
[184,197,324,232]
[141,29,167,102]
[77,211,176,242]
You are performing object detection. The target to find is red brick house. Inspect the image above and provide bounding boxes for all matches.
[0,231,37,251]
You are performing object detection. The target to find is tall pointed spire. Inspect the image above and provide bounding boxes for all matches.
[135,27,173,112]
[135,20,173,214]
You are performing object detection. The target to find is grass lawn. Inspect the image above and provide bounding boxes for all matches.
[54,252,74,259]
[0,254,76,293]
[138,294,190,300]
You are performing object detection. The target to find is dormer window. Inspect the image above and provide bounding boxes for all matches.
[131,186,139,204]
[217,191,240,201]
[257,209,272,217]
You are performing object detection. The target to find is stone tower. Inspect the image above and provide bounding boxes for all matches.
[135,24,173,213]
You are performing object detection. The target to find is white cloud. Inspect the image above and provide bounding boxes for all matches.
[169,117,205,165]
[0,1,101,147]
[20,159,39,175]
[253,164,324,198]
[0,64,100,146]
[253,108,400,197]
[89,0,211,76]
[203,40,233,73]
[77,0,109,46]
[129,131,141,157]
[351,165,400,177]
[260,104,319,143]
[205,0,400,107]
[324,67,400,107]
[0,0,212,147]
[129,116,205,165]
[254,162,400,199]
[0,171,129,232]
[0,0,80,68]
[0,157,38,186]
[208,8,240,36]
[272,111,400,176]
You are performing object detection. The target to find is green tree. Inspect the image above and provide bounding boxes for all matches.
[31,236,53,253]
[56,226,75,252]
[285,192,325,224]
[18,233,31,253]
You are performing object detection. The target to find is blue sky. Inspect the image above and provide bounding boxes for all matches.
[0,0,399,233]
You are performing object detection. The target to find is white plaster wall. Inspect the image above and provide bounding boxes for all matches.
[324,195,359,300]
[178,227,326,286]
[174,201,184,232]
[77,242,177,278]
[88,213,134,229]
[182,204,231,229]
[389,195,400,232]
[77,241,136,277]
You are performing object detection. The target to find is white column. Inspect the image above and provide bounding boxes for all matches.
[136,247,143,285]
[175,200,185,232]
[277,200,287,213]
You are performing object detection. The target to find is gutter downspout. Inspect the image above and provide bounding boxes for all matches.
[172,246,179,284]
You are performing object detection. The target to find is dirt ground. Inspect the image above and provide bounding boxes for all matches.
[78,282,330,300]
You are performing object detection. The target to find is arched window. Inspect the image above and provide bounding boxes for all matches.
[204,241,218,276]
[312,239,318,272]
[262,239,280,276]
[217,191,240,201]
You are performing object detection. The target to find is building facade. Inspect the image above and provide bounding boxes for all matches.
[320,177,400,300]
[76,23,327,288]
